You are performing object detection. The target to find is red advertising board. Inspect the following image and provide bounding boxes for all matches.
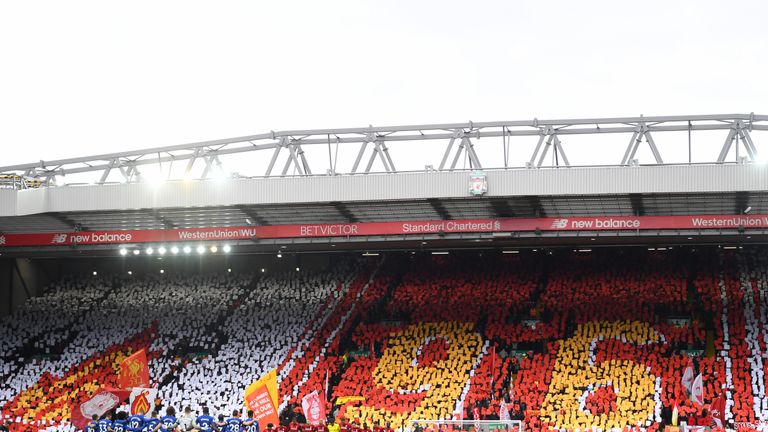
[0,214,765,247]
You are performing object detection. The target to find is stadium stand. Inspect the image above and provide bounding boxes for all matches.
[2,249,768,432]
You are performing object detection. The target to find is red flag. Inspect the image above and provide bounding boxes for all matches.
[118,349,150,389]
[302,390,327,425]
[71,387,130,430]
[710,394,726,429]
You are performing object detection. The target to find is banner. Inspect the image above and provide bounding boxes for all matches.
[3,214,768,247]
[118,349,150,389]
[735,421,768,431]
[682,358,694,395]
[301,391,326,425]
[691,373,704,406]
[244,369,279,430]
[71,388,130,430]
[335,396,365,405]
[129,388,158,416]
[710,395,725,429]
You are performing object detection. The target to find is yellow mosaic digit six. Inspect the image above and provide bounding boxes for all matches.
[540,321,660,431]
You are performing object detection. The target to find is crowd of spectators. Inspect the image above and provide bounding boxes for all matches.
[2,250,768,432]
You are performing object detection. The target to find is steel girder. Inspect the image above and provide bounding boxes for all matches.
[1,113,767,188]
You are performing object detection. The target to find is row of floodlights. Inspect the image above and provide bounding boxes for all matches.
[94,267,295,276]
[119,244,232,256]
[93,268,235,276]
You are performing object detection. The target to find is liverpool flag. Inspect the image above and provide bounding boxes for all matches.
[301,390,326,425]
[118,349,150,389]
[710,394,726,428]
[691,373,704,406]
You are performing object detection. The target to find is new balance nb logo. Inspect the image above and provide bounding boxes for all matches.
[550,219,569,229]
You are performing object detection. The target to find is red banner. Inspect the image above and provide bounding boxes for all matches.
[1,214,766,247]
[244,369,279,431]
[70,387,130,430]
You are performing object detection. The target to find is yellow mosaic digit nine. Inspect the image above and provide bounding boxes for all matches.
[346,322,482,427]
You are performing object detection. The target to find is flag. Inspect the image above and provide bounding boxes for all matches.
[118,349,150,389]
[71,388,130,430]
[129,388,158,416]
[325,369,329,401]
[710,394,726,429]
[499,400,510,421]
[691,373,704,406]
[672,403,679,427]
[682,358,694,395]
[244,369,279,430]
[302,391,327,425]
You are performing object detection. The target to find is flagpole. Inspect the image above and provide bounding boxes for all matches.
[490,345,496,401]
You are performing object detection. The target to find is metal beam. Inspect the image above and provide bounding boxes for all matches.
[621,123,663,165]
[441,130,482,171]
[532,129,570,168]
[718,120,759,163]
[98,159,118,184]
[1,113,767,185]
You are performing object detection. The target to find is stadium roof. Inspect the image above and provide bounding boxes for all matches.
[0,114,766,255]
